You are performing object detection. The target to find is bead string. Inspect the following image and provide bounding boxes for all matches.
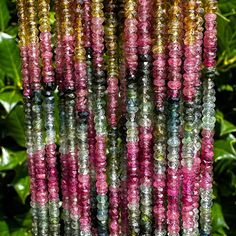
[17,1,38,234]
[166,1,183,235]
[124,0,140,234]
[82,1,97,233]
[91,0,109,233]
[104,0,121,235]
[38,0,60,235]
[200,1,217,236]
[137,0,154,234]
[74,1,92,234]
[26,0,49,234]
[152,1,167,235]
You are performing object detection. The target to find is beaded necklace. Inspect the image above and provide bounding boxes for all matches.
[27,0,50,234]
[152,1,167,235]
[16,1,38,234]
[91,0,109,234]
[166,1,184,235]
[38,0,60,234]
[137,0,154,233]
[124,0,140,234]
[74,1,92,234]
[104,0,121,234]
[200,1,217,235]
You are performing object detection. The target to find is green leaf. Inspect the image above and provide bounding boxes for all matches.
[0,69,4,88]
[11,229,31,236]
[13,176,30,204]
[220,119,236,136]
[214,138,236,159]
[5,26,18,38]
[212,203,229,235]
[5,105,25,147]
[0,89,22,113]
[0,0,10,31]
[0,220,10,236]
[216,110,236,136]
[214,137,236,174]
[14,212,32,229]
[0,33,21,87]
[0,147,26,171]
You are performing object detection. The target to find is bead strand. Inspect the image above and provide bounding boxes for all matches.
[61,0,79,234]
[86,48,97,235]
[200,1,217,235]
[137,0,154,234]
[117,2,128,232]
[54,1,71,234]
[181,1,201,235]
[152,1,167,235]
[105,0,121,235]
[124,0,140,234]
[38,1,60,235]
[74,2,92,235]
[192,1,204,234]
[166,1,183,235]
[26,0,49,234]
[82,1,97,233]
[91,0,109,234]
[17,1,38,234]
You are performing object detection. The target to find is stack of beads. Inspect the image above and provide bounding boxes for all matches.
[27,0,49,234]
[137,0,154,234]
[104,0,121,234]
[152,0,167,235]
[124,0,140,234]
[16,0,38,234]
[74,1,92,235]
[38,0,60,235]
[54,1,72,234]
[181,1,202,235]
[166,0,183,235]
[16,0,218,235]
[200,1,217,236]
[91,0,109,234]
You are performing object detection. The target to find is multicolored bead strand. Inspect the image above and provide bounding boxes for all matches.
[61,0,80,234]
[26,0,50,234]
[200,0,217,235]
[137,0,154,234]
[181,1,202,235]
[74,1,92,234]
[166,1,183,235]
[54,1,72,235]
[81,1,97,233]
[38,0,60,234]
[17,1,38,234]
[91,0,109,233]
[192,1,204,234]
[152,1,167,235]
[124,0,140,234]
[104,0,121,235]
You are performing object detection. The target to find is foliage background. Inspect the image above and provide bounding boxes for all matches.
[0,0,236,235]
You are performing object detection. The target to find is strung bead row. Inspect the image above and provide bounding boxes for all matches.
[152,1,167,235]
[200,1,217,235]
[104,0,120,235]
[124,0,140,234]
[166,1,183,235]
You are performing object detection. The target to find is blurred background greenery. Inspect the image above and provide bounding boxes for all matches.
[0,0,236,235]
